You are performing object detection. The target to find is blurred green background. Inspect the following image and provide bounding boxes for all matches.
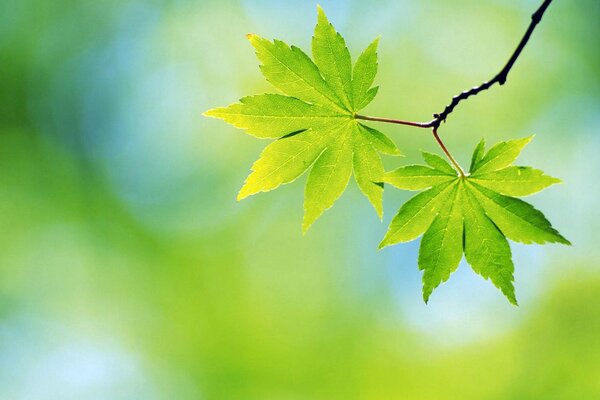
[1,0,599,398]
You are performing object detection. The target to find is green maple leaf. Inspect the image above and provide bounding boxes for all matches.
[204,6,401,232]
[379,136,570,305]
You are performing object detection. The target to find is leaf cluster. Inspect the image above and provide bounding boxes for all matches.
[204,6,569,304]
[206,7,398,232]
[380,137,569,304]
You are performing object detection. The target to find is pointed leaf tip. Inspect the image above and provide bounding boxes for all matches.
[521,134,535,146]
[523,134,535,146]
[246,33,255,40]
[203,108,219,118]
[301,221,312,235]
[316,5,328,24]
[237,184,253,201]
[561,236,573,246]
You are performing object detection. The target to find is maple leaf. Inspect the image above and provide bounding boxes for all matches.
[379,136,570,305]
[204,6,400,232]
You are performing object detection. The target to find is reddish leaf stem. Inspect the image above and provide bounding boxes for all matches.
[354,114,432,128]
[433,127,465,177]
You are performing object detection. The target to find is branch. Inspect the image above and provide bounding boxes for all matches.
[356,0,553,129]
[430,0,553,127]
[355,0,553,173]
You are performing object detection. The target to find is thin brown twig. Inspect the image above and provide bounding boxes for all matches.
[430,0,553,127]
[354,0,553,172]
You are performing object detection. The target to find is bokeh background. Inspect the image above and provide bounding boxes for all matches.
[1,0,599,398]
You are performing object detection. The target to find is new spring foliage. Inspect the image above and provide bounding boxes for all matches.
[204,7,570,304]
